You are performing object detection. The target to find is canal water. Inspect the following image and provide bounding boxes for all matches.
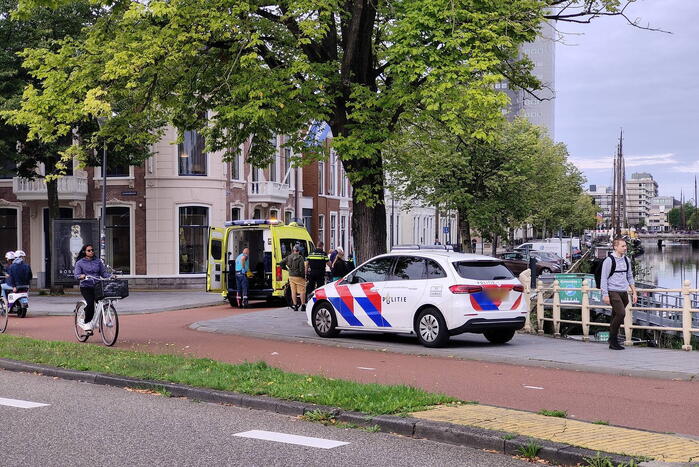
[638,240,699,289]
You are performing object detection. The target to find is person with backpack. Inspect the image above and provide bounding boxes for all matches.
[600,238,637,350]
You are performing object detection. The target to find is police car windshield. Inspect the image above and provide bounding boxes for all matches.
[452,261,514,280]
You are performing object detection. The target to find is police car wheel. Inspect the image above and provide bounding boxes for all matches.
[483,328,516,345]
[312,302,340,338]
[415,307,449,348]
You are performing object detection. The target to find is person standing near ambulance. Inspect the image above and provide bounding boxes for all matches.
[601,238,637,350]
[234,247,250,308]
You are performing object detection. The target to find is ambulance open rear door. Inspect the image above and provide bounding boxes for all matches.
[206,227,228,293]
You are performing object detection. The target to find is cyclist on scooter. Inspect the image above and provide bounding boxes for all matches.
[73,244,111,331]
[6,250,32,295]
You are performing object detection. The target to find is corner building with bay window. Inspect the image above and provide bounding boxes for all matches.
[0,123,352,289]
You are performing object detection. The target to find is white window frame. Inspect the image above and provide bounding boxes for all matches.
[318,161,325,195]
[230,146,243,181]
[330,212,337,250]
[318,214,325,246]
[94,160,134,181]
[340,214,347,250]
[175,203,210,276]
[269,135,278,183]
[329,150,337,196]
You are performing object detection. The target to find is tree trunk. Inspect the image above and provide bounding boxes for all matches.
[351,193,387,265]
[491,233,498,256]
[46,177,64,295]
[434,204,440,244]
[457,208,471,253]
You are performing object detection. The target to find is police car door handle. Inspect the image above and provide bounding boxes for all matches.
[369,287,378,292]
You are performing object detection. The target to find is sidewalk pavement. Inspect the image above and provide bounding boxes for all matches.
[191,307,699,381]
[25,291,225,316]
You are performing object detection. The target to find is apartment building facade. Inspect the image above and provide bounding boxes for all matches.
[0,125,352,288]
[647,196,678,232]
[625,172,658,228]
[586,184,613,228]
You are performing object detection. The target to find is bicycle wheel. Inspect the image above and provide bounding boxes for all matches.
[99,303,119,346]
[0,301,8,333]
[74,301,90,342]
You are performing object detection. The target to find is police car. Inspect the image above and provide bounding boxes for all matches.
[305,247,527,347]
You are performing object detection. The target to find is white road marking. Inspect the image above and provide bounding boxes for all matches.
[523,385,544,390]
[357,367,376,371]
[234,430,349,449]
[0,397,50,409]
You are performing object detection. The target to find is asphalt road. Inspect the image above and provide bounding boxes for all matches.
[4,304,699,438]
[0,370,531,466]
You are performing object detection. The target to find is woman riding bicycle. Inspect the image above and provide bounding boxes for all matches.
[74,244,110,331]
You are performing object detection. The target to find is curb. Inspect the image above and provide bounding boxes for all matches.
[0,358,638,466]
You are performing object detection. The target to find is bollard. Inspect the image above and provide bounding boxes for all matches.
[581,279,590,342]
[552,280,561,338]
[681,280,692,351]
[623,291,633,347]
[537,280,544,335]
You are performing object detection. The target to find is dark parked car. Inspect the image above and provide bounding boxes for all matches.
[496,252,561,275]
[526,250,570,269]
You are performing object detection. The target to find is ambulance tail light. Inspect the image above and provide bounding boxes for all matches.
[449,285,483,294]
[512,285,525,293]
[276,265,282,282]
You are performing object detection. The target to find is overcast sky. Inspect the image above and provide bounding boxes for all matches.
[555,0,698,200]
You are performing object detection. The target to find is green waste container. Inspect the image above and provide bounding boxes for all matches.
[554,273,601,305]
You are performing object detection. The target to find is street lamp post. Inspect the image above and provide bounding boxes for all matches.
[96,117,108,264]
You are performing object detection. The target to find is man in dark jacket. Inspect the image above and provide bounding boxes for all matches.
[280,245,307,311]
[306,241,329,292]
[7,250,33,292]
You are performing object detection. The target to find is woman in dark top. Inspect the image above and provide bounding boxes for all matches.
[73,244,110,331]
[331,248,350,281]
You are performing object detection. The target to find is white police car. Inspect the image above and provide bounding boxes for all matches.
[306,248,527,347]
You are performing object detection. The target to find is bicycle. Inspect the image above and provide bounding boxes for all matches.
[73,275,128,346]
[0,297,7,333]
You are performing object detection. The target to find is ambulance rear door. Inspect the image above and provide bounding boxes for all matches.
[206,227,228,292]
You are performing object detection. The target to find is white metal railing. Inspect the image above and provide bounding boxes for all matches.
[12,176,88,200]
[532,279,699,351]
[248,181,291,202]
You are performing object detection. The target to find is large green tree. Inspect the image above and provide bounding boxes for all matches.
[3,0,649,262]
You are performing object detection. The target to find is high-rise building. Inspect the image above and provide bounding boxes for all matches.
[625,172,658,228]
[504,21,556,138]
[586,185,613,227]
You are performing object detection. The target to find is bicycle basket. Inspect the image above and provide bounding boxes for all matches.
[95,279,129,301]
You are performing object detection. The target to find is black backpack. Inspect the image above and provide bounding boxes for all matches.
[593,255,630,288]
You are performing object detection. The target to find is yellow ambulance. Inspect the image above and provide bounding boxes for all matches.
[206,219,314,306]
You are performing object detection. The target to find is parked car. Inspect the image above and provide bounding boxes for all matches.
[525,250,570,270]
[496,252,561,275]
[306,250,527,347]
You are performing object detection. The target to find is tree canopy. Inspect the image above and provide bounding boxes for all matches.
[2,0,648,261]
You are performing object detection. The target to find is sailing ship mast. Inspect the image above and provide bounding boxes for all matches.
[612,130,626,237]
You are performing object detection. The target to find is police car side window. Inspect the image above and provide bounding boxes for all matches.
[351,257,394,283]
[427,259,447,278]
[391,256,427,281]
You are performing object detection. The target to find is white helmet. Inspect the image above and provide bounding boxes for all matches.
[14,250,26,258]
[5,251,15,260]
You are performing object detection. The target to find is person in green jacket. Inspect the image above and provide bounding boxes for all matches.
[280,245,308,311]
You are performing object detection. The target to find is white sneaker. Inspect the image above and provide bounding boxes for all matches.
[79,321,93,332]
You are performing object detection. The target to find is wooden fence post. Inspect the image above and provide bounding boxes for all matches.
[537,280,544,335]
[581,279,590,342]
[623,291,633,347]
[681,280,692,351]
[552,280,561,338]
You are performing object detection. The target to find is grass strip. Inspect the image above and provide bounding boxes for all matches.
[0,335,454,415]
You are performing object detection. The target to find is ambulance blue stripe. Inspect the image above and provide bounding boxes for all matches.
[355,297,392,328]
[328,297,363,326]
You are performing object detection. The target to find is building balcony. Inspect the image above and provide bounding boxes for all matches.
[248,181,292,204]
[12,176,88,201]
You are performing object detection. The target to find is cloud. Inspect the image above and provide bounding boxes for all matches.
[570,153,677,171]
[671,161,699,173]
